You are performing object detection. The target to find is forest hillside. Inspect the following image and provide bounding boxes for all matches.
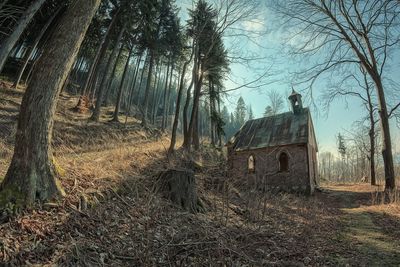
[1,81,400,266]
[1,0,400,266]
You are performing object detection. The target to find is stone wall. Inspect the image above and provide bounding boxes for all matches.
[227,144,313,194]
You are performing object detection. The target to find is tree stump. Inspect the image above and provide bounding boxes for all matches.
[157,169,203,213]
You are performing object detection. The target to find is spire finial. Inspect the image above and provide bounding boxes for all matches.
[291,85,298,95]
[288,86,303,114]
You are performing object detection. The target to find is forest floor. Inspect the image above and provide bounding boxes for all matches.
[0,81,400,266]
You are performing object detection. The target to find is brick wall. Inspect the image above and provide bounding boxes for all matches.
[227,144,313,194]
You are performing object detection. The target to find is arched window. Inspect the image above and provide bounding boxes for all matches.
[279,152,289,172]
[248,155,255,173]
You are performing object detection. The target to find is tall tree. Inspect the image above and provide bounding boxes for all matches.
[90,24,126,121]
[169,39,193,153]
[323,67,379,185]
[0,0,101,207]
[111,45,134,122]
[248,105,254,120]
[184,0,217,150]
[76,4,121,109]
[273,0,400,190]
[337,132,347,180]
[234,96,247,128]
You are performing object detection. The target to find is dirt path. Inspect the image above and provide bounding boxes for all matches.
[322,185,400,266]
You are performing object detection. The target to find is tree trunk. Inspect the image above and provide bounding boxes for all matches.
[24,48,40,84]
[217,86,222,147]
[135,55,147,106]
[103,44,124,106]
[375,82,395,190]
[124,54,142,125]
[182,80,193,149]
[0,0,47,73]
[169,57,192,154]
[12,5,64,89]
[150,63,162,124]
[186,46,202,151]
[0,0,100,208]
[165,64,174,130]
[209,82,215,146]
[79,7,120,102]
[161,61,171,131]
[157,169,203,213]
[366,82,377,186]
[152,67,167,125]
[111,46,133,122]
[182,47,199,150]
[187,75,202,151]
[90,26,125,122]
[72,56,85,87]
[141,49,155,127]
[193,108,200,150]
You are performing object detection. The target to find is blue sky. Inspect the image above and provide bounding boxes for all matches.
[176,0,400,154]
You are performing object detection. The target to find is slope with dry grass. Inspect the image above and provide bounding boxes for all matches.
[0,81,400,266]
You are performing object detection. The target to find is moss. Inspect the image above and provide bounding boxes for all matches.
[0,184,25,214]
[55,177,66,197]
[52,158,66,177]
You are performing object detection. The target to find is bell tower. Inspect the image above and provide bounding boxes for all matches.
[288,88,303,114]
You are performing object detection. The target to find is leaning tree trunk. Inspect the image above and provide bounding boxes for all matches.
[135,56,147,106]
[161,61,171,131]
[168,55,193,154]
[77,7,120,107]
[165,65,175,130]
[0,0,100,207]
[124,54,142,125]
[12,5,64,89]
[111,46,133,122]
[141,49,155,127]
[0,0,47,73]
[103,44,124,107]
[90,26,125,122]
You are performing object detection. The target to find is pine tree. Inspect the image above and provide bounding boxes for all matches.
[248,105,254,120]
[234,96,246,128]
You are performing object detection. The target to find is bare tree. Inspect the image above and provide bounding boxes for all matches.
[272,0,400,190]
[264,89,284,116]
[323,66,380,185]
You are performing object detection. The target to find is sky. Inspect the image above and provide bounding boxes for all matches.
[176,0,400,155]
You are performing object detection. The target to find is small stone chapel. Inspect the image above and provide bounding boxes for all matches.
[226,90,319,194]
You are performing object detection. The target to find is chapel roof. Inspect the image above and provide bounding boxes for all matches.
[228,108,311,151]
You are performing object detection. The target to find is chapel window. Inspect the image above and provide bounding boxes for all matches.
[279,152,289,172]
[248,155,255,173]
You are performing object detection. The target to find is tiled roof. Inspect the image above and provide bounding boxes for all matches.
[229,108,310,151]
